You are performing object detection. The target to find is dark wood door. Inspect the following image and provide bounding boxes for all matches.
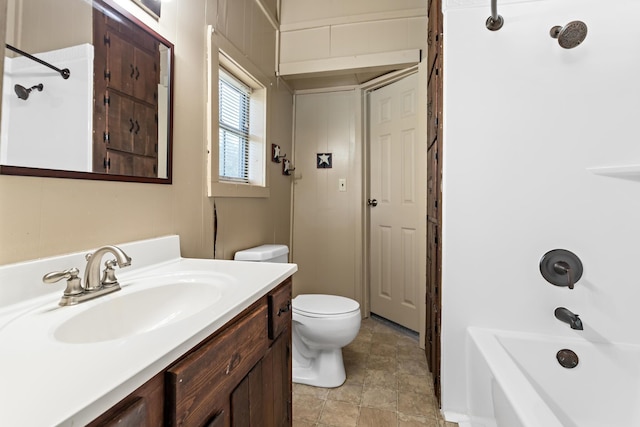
[426,0,444,404]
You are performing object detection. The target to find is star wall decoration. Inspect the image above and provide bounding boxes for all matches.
[317,153,332,169]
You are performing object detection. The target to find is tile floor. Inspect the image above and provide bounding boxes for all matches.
[292,316,459,427]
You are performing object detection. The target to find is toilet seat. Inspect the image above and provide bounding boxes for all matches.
[293,294,360,318]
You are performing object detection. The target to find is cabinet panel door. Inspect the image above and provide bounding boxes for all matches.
[132,102,158,157]
[133,46,159,104]
[167,305,269,427]
[107,31,135,95]
[107,91,134,153]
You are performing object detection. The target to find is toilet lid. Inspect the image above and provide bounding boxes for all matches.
[293,294,360,316]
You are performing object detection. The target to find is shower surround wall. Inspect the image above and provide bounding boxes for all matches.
[441,0,640,419]
[1,44,93,171]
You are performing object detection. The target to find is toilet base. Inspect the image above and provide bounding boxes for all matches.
[292,348,346,388]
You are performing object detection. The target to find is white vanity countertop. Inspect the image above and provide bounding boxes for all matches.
[0,236,297,426]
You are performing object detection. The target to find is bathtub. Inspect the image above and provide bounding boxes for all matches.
[466,327,640,427]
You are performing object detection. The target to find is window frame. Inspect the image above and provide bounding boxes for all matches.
[207,29,269,198]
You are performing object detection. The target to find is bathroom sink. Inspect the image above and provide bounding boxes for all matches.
[54,280,224,344]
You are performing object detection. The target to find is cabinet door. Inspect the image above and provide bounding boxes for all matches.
[264,330,291,427]
[133,46,159,104]
[132,102,158,157]
[107,90,135,153]
[106,31,135,95]
[166,305,269,427]
[231,360,265,427]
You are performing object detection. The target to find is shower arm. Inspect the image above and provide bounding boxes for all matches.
[486,0,504,31]
[5,44,70,80]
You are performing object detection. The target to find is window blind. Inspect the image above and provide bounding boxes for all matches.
[219,68,250,182]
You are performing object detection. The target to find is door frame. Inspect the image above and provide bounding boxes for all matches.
[360,63,428,347]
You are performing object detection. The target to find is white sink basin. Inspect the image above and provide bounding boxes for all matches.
[54,277,225,344]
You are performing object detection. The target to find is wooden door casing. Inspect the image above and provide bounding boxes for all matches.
[426,0,444,404]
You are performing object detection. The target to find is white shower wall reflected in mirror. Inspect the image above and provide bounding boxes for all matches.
[0,0,173,183]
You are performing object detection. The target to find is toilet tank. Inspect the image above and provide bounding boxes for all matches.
[234,244,289,263]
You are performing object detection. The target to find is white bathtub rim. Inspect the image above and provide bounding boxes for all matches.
[468,327,564,427]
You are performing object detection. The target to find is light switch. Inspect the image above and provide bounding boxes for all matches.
[339,178,347,192]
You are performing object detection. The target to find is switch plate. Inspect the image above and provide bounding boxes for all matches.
[339,178,347,192]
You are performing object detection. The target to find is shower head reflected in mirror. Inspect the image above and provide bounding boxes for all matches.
[550,21,588,49]
[14,83,44,101]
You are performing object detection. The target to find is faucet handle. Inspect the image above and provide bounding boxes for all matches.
[43,268,84,296]
[101,259,120,288]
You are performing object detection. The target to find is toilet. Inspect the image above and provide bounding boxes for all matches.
[234,244,361,388]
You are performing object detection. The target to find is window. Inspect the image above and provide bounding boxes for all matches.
[207,39,268,197]
[219,69,251,183]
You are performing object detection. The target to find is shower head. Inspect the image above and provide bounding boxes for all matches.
[14,83,43,100]
[550,21,588,49]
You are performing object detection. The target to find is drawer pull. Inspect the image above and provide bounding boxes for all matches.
[277,301,291,317]
[225,353,241,375]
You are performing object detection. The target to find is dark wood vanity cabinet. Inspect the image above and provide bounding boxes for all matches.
[92,0,160,178]
[88,279,292,427]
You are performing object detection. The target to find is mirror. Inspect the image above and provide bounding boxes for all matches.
[0,0,173,183]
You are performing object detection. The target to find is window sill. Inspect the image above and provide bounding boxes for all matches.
[210,181,270,198]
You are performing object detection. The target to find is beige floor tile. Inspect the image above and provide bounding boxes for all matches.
[398,391,438,418]
[293,394,325,423]
[398,345,427,361]
[294,383,331,399]
[367,354,398,371]
[398,412,440,427]
[371,332,400,346]
[319,400,359,427]
[396,334,420,347]
[397,359,429,376]
[347,339,373,354]
[327,383,363,405]
[358,407,397,426]
[398,373,432,396]
[370,343,397,357]
[364,369,398,389]
[291,316,458,427]
[361,386,397,411]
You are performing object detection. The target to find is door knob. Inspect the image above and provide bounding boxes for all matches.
[367,199,378,207]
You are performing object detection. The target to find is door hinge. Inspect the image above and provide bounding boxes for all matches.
[103,158,110,170]
[103,34,110,46]
[104,69,111,81]
[103,132,110,143]
[103,95,110,106]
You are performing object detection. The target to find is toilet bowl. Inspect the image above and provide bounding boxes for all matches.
[292,294,361,388]
[233,244,361,388]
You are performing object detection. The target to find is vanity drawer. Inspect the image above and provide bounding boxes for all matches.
[166,304,269,427]
[268,279,292,340]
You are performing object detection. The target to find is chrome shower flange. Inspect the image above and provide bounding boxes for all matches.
[486,14,504,31]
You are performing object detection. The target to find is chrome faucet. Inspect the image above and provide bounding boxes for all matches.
[43,245,132,306]
[84,245,132,291]
[554,307,583,330]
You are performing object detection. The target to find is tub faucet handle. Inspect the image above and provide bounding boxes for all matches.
[553,261,574,289]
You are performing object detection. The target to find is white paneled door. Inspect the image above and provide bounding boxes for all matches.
[368,73,422,331]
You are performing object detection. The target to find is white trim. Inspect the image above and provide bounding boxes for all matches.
[280,8,427,32]
[279,49,421,78]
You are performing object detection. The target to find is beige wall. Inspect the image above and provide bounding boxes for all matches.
[0,0,292,265]
[291,90,362,300]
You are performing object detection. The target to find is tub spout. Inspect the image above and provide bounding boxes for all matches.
[554,307,583,330]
